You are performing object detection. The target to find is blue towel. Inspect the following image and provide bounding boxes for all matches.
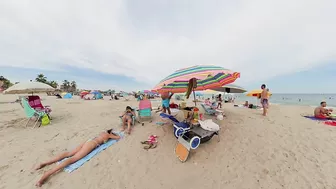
[58,131,124,173]
[159,113,179,123]
[303,116,326,121]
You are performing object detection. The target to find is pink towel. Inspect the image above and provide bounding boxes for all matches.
[139,99,152,110]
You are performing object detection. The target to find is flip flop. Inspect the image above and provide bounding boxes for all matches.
[150,143,157,149]
[143,143,152,150]
[141,141,149,145]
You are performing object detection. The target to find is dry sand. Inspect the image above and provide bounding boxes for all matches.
[0,94,336,189]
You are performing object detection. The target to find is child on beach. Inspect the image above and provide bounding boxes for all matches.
[121,106,135,134]
[34,129,121,187]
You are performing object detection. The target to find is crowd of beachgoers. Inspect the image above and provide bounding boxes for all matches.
[1,84,336,188]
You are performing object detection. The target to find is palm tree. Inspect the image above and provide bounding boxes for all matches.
[0,76,13,89]
[70,81,77,92]
[48,81,58,88]
[35,73,47,83]
[61,80,70,92]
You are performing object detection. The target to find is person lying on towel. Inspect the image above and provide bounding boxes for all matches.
[34,129,120,187]
[314,101,334,119]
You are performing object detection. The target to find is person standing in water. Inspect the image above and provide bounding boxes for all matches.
[260,84,269,116]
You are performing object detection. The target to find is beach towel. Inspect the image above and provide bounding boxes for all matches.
[303,115,327,121]
[325,121,336,126]
[303,116,336,127]
[59,131,124,173]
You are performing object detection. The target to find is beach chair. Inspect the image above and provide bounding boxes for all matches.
[138,99,152,123]
[28,96,52,114]
[123,93,130,101]
[21,98,46,128]
[201,103,224,116]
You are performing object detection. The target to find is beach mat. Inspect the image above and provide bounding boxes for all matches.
[303,116,336,127]
[58,131,124,173]
[303,116,327,121]
[325,121,336,126]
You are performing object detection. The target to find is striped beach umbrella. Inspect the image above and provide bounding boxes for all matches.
[153,65,236,90]
[157,72,240,93]
[246,89,272,97]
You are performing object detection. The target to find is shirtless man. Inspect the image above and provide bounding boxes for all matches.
[161,92,174,114]
[260,84,269,116]
[314,101,334,119]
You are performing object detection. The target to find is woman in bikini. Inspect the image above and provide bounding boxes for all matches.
[35,129,121,187]
[121,106,136,134]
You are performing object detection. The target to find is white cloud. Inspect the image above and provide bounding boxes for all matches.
[0,0,335,88]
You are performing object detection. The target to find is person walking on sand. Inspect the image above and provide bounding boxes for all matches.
[260,84,269,116]
[34,129,121,187]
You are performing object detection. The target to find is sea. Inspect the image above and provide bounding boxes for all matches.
[232,94,336,108]
[190,93,336,108]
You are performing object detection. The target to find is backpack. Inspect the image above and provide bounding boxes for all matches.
[41,114,50,126]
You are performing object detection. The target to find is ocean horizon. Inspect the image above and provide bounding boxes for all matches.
[235,93,336,108]
[190,93,336,108]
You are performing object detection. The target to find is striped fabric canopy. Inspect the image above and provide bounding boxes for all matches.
[246,89,272,97]
[153,65,236,90]
[157,72,240,93]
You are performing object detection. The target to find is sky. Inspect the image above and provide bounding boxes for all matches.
[0,0,335,93]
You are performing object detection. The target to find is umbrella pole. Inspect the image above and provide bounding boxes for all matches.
[193,89,196,106]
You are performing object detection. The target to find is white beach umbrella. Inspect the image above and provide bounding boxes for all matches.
[4,81,55,94]
[211,84,247,93]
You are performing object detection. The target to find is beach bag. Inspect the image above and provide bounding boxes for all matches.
[199,120,220,132]
[41,114,50,126]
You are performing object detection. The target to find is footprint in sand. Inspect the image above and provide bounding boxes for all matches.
[0,165,9,172]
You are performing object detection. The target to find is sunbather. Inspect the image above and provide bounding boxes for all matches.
[314,101,334,119]
[121,106,135,134]
[204,98,211,106]
[204,98,216,109]
[34,129,120,187]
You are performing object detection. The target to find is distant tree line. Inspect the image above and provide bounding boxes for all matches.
[0,74,77,93]
[35,73,77,93]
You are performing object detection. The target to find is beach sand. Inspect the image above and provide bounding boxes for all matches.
[0,94,336,189]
